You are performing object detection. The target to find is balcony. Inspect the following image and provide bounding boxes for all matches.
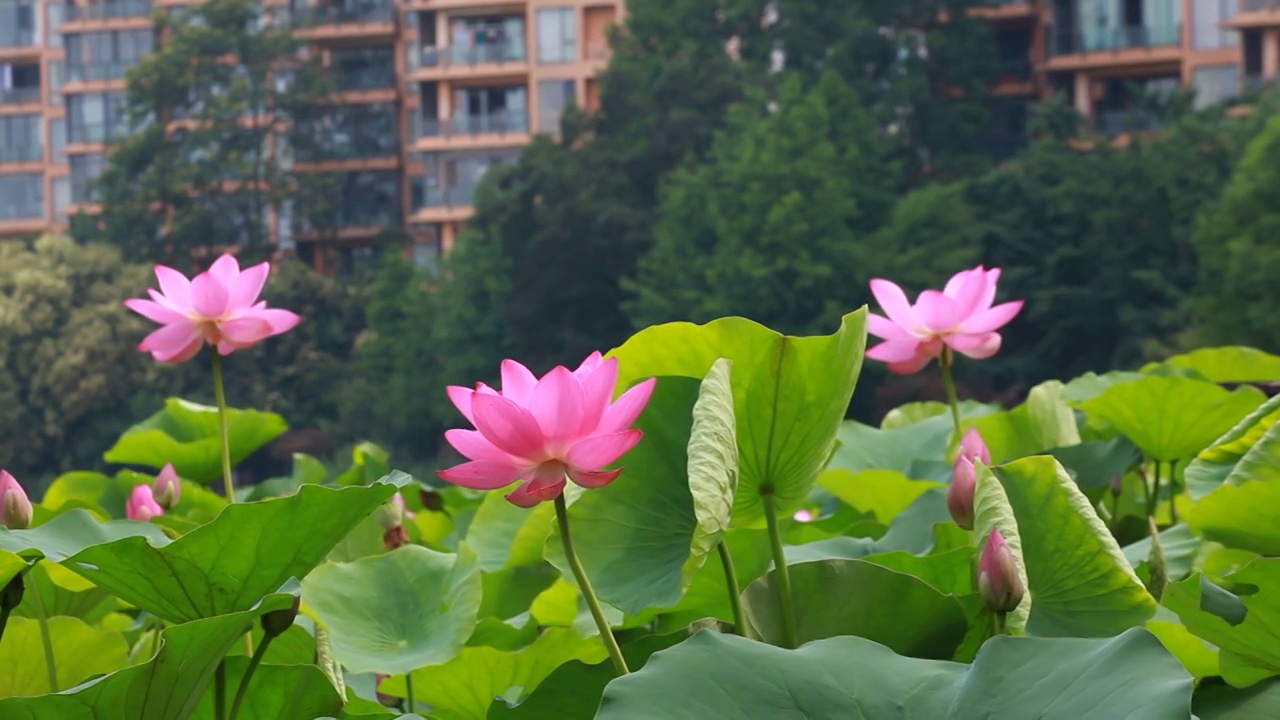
[296,134,399,162]
[333,66,396,92]
[417,111,529,138]
[1093,109,1164,135]
[68,121,131,145]
[407,41,529,80]
[0,86,40,105]
[424,182,475,208]
[1227,0,1280,29]
[288,3,396,39]
[0,26,37,50]
[1046,24,1183,70]
[298,203,399,232]
[67,0,153,21]
[67,62,137,84]
[0,145,42,163]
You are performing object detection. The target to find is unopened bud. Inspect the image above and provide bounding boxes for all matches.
[948,456,977,530]
[374,499,403,532]
[0,470,32,530]
[419,489,444,512]
[1145,517,1168,602]
[261,595,301,638]
[958,428,992,466]
[0,573,24,612]
[392,492,416,520]
[374,673,396,707]
[979,528,1024,615]
[1109,473,1124,498]
[153,463,181,511]
[127,484,164,522]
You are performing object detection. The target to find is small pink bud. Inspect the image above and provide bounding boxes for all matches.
[948,456,976,530]
[958,428,992,466]
[0,470,32,530]
[392,492,416,520]
[979,528,1024,615]
[793,509,814,523]
[153,463,181,510]
[374,673,397,707]
[127,484,164,522]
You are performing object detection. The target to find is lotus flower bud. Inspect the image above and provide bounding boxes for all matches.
[948,456,976,530]
[127,484,164,522]
[1110,473,1124,498]
[1145,517,1168,602]
[419,489,444,512]
[261,595,301,638]
[958,428,992,466]
[0,470,32,530]
[153,463,181,511]
[374,673,396,707]
[392,492,416,520]
[375,498,403,532]
[979,528,1024,615]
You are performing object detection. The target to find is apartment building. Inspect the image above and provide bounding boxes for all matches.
[0,0,620,273]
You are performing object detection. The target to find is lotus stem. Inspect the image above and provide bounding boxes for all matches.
[405,672,416,712]
[150,616,163,658]
[1168,460,1179,524]
[211,352,254,655]
[229,632,273,720]
[939,348,962,436]
[1147,460,1162,523]
[553,494,629,675]
[215,661,227,720]
[717,540,746,636]
[762,491,799,649]
[28,575,58,692]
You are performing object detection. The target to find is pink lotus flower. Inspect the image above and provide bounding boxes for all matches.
[127,484,164,522]
[153,463,181,510]
[948,428,991,531]
[979,528,1025,614]
[0,470,32,530]
[125,254,301,363]
[866,266,1023,374]
[438,352,656,507]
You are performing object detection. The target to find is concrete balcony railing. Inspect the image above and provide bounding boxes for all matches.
[415,111,529,138]
[0,86,41,105]
[1048,24,1182,56]
[295,135,399,161]
[67,61,138,83]
[0,26,37,48]
[0,145,43,163]
[409,41,527,71]
[68,0,154,21]
[68,121,132,144]
[288,4,394,27]
[423,182,476,208]
[1242,0,1280,11]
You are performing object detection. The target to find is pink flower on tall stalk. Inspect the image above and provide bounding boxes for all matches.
[439,352,656,507]
[125,254,301,363]
[127,484,164,522]
[947,428,991,531]
[866,266,1023,374]
[0,470,32,530]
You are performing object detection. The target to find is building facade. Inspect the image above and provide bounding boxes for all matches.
[0,0,1273,265]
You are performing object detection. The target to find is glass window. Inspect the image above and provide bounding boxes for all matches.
[296,102,399,160]
[67,91,129,143]
[70,152,107,202]
[0,114,42,163]
[47,59,63,105]
[536,7,576,64]
[451,85,527,133]
[52,176,70,220]
[0,173,43,219]
[1193,64,1240,109]
[65,29,152,81]
[46,1,63,48]
[537,79,575,132]
[0,1,39,48]
[50,117,66,164]
[1193,0,1237,49]
[330,46,395,91]
[449,15,526,64]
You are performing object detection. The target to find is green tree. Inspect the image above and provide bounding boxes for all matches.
[90,0,333,264]
[625,71,898,335]
[1192,106,1280,352]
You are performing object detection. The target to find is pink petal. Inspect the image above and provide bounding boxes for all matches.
[567,467,623,489]
[252,308,301,335]
[959,301,1023,335]
[887,353,937,375]
[565,430,643,471]
[867,312,912,342]
[869,279,916,329]
[227,262,269,311]
[500,359,538,405]
[943,267,988,318]
[154,265,193,307]
[596,378,656,435]
[219,316,274,346]
[125,298,186,325]
[472,393,548,461]
[444,428,522,464]
[576,356,618,435]
[529,366,584,448]
[437,460,530,490]
[505,464,567,507]
[208,254,241,285]
[975,268,1002,313]
[959,428,992,465]
[947,332,1002,360]
[139,322,202,358]
[574,351,603,377]
[447,386,477,425]
[866,339,926,363]
[189,272,229,319]
[914,290,962,333]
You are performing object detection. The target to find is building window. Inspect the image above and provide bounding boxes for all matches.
[50,118,65,164]
[52,176,70,220]
[330,46,395,91]
[0,173,43,219]
[0,62,41,104]
[70,152,107,203]
[537,79,575,132]
[47,59,62,104]
[0,1,38,48]
[1193,64,1240,109]
[412,232,442,274]
[536,7,576,64]
[67,91,130,143]
[0,114,42,163]
[451,86,527,133]
[449,16,526,64]
[1193,0,1236,50]
[46,0,63,48]
[296,102,399,161]
[65,29,153,82]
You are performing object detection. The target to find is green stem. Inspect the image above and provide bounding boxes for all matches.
[939,348,962,436]
[215,661,227,720]
[1147,461,1162,522]
[229,634,273,720]
[149,616,164,659]
[405,672,415,712]
[553,495,629,675]
[211,352,254,657]
[762,492,799,649]
[716,541,746,636]
[29,575,58,692]
[1169,460,1180,524]
[994,612,1007,636]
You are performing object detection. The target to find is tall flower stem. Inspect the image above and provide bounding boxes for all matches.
[1169,460,1180,524]
[29,574,58,692]
[229,634,274,720]
[405,673,416,712]
[211,352,254,656]
[1147,461,1162,522]
[554,495,629,675]
[762,491,799,649]
[214,662,227,720]
[717,541,745,636]
[939,348,962,436]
